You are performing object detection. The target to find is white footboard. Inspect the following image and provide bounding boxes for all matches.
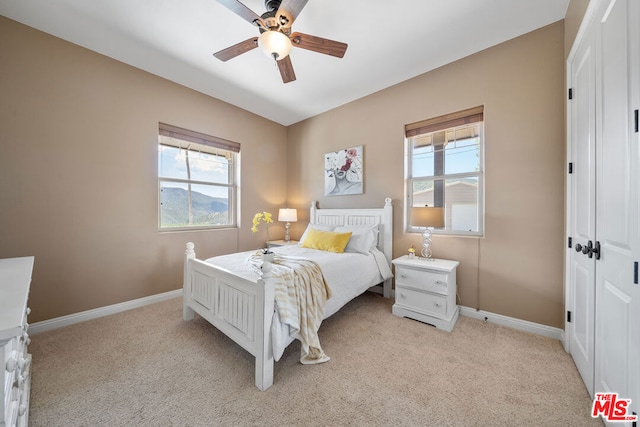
[183,243,276,390]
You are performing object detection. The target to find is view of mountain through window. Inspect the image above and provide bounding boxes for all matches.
[158,124,238,229]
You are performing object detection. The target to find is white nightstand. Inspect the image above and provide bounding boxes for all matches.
[268,240,299,247]
[392,256,460,332]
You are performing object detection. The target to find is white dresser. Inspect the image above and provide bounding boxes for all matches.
[392,256,459,332]
[1,257,33,427]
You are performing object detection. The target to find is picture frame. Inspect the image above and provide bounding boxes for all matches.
[324,145,363,196]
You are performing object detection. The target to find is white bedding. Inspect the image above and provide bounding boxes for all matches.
[204,244,393,359]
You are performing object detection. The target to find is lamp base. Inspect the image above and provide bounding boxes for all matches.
[421,227,433,259]
[284,222,291,242]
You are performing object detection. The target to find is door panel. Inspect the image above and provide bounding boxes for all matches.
[572,262,593,365]
[594,0,636,411]
[569,25,597,398]
[629,0,640,415]
[597,278,631,394]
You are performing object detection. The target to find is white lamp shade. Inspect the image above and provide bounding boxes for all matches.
[258,31,292,60]
[278,208,297,222]
[410,207,444,228]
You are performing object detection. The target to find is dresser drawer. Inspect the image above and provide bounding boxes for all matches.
[395,266,449,295]
[395,286,448,318]
[1,257,34,427]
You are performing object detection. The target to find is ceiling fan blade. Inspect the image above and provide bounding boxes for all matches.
[290,32,348,58]
[277,56,296,83]
[213,37,258,61]
[275,0,309,28]
[217,0,265,28]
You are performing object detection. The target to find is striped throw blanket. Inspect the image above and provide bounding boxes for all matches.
[248,252,333,364]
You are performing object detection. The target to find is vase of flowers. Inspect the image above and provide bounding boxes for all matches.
[408,246,416,259]
[252,211,274,257]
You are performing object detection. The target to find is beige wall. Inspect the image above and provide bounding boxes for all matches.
[0,17,288,322]
[287,22,566,328]
[1,16,569,328]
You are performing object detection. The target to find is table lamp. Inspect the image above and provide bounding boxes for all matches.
[410,207,444,259]
[278,208,298,242]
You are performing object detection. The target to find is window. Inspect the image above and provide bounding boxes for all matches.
[405,106,484,235]
[158,123,239,230]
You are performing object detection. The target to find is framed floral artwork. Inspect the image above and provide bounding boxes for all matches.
[324,146,363,196]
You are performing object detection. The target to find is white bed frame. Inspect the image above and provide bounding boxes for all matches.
[183,198,393,390]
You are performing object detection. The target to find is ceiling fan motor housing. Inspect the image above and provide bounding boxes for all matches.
[260,0,292,34]
[264,0,281,12]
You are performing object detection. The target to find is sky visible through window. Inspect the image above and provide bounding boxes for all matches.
[158,144,230,198]
[412,137,480,178]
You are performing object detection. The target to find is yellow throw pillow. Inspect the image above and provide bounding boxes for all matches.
[300,229,352,253]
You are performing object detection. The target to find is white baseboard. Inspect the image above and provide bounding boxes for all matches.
[30,291,564,342]
[459,306,564,341]
[30,289,183,335]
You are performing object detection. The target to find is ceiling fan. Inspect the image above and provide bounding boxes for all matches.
[214,0,348,83]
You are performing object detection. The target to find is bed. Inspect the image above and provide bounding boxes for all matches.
[182,198,393,390]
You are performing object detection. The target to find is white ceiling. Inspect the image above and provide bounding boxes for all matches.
[0,0,569,126]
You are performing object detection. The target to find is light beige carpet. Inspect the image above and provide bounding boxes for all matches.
[28,293,602,426]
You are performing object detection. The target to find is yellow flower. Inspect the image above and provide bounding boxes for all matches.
[251,213,262,232]
[252,211,273,252]
[251,212,273,233]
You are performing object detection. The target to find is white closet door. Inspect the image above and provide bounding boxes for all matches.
[629,0,640,415]
[594,0,637,409]
[568,22,597,398]
[594,2,640,421]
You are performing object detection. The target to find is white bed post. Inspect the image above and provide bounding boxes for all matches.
[255,259,276,391]
[183,242,196,321]
[310,200,318,224]
[382,197,393,298]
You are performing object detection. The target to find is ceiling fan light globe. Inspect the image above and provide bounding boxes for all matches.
[258,31,292,60]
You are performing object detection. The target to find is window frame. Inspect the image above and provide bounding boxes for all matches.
[405,107,484,237]
[158,123,240,232]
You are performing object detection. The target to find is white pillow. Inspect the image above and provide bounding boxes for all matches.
[298,224,336,245]
[333,224,378,255]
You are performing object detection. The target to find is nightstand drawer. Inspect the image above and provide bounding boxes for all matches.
[395,287,447,318]
[395,266,448,295]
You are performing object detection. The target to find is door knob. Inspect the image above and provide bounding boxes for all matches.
[585,240,601,260]
[593,241,601,260]
[575,243,583,252]
[586,240,594,258]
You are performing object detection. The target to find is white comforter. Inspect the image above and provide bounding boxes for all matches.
[205,245,393,360]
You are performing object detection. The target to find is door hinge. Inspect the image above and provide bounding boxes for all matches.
[634,262,638,285]
[568,237,572,248]
[568,162,573,174]
[632,412,637,427]
[567,311,572,323]
[634,109,638,133]
[568,88,573,100]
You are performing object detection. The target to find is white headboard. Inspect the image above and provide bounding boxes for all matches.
[309,197,393,269]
